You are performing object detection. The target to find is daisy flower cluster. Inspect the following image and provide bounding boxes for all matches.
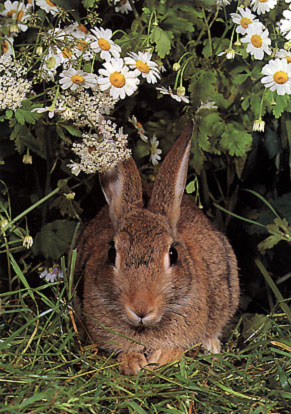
[0,55,32,110]
[229,4,291,96]
[1,0,192,176]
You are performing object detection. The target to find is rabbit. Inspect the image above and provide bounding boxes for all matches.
[74,123,240,376]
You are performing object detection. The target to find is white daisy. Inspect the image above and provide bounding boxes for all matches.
[261,58,291,95]
[275,48,291,64]
[35,0,59,15]
[0,1,31,33]
[124,51,161,84]
[250,0,277,15]
[0,37,14,56]
[64,23,93,61]
[114,0,133,14]
[279,10,291,41]
[98,58,139,100]
[230,7,258,35]
[149,134,162,166]
[241,22,271,60]
[90,27,121,61]
[156,86,190,103]
[128,115,148,142]
[59,68,98,91]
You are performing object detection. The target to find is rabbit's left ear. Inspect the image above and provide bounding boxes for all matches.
[99,157,143,229]
[148,122,193,229]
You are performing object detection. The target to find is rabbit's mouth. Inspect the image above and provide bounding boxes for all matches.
[124,304,163,328]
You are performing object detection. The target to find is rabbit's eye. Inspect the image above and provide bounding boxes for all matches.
[169,244,178,266]
[108,241,116,265]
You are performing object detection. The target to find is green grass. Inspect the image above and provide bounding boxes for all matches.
[1,271,290,413]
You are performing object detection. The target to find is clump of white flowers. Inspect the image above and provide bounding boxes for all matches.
[0,55,32,110]
[69,117,131,174]
[51,87,117,128]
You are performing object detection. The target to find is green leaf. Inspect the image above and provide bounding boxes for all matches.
[15,109,41,125]
[5,110,13,119]
[272,95,290,119]
[32,220,78,260]
[82,0,95,7]
[220,123,252,157]
[150,26,172,58]
[61,124,82,137]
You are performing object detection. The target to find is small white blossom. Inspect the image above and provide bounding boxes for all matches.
[128,115,148,142]
[31,103,66,118]
[114,0,133,14]
[218,48,236,59]
[40,266,63,283]
[150,134,162,166]
[156,86,190,103]
[253,119,265,132]
[23,235,33,249]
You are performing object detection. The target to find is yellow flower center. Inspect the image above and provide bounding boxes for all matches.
[136,60,150,74]
[62,48,73,59]
[1,41,9,54]
[109,71,126,88]
[77,39,87,51]
[251,34,262,48]
[240,17,252,29]
[78,24,88,34]
[273,71,288,85]
[8,9,16,17]
[98,38,111,51]
[285,56,291,63]
[71,74,85,85]
[259,0,268,2]
[17,10,24,21]
[46,0,56,6]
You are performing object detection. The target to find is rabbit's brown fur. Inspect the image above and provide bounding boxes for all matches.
[75,124,239,375]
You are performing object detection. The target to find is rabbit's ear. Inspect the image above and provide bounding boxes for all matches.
[99,157,143,228]
[148,122,193,229]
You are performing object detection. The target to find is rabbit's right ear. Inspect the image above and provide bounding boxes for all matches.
[99,157,143,229]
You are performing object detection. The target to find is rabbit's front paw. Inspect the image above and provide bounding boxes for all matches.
[203,336,221,354]
[117,352,148,375]
[147,347,184,369]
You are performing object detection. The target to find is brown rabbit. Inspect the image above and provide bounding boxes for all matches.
[75,123,240,375]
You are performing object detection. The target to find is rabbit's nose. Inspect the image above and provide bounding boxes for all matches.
[124,304,156,326]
